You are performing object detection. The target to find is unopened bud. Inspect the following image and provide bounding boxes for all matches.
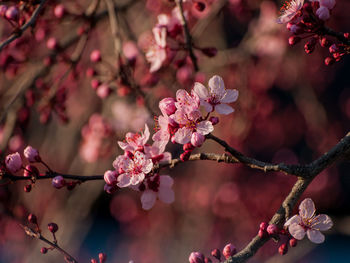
[267,224,279,235]
[54,4,65,19]
[48,222,58,233]
[41,247,48,254]
[278,243,288,255]
[288,36,301,46]
[90,50,101,62]
[24,165,39,177]
[183,143,195,152]
[289,238,297,247]
[211,249,221,260]
[259,222,268,231]
[223,243,237,259]
[5,6,19,21]
[46,37,58,50]
[28,214,37,224]
[324,57,335,66]
[24,184,32,192]
[209,116,219,125]
[52,176,66,189]
[189,252,205,263]
[99,253,107,263]
[180,151,192,162]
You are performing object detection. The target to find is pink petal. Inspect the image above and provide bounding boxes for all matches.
[117,173,131,188]
[160,152,172,162]
[299,198,316,219]
[130,172,145,185]
[311,214,333,231]
[208,75,225,98]
[307,229,325,244]
[141,190,157,210]
[196,121,214,135]
[142,124,150,145]
[221,89,239,103]
[284,215,301,227]
[159,175,174,187]
[193,82,209,100]
[288,223,306,240]
[201,100,213,113]
[158,187,175,204]
[174,127,192,144]
[142,159,154,174]
[215,104,234,115]
[118,141,133,151]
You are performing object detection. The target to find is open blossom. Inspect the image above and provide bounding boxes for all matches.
[146,27,167,72]
[284,198,333,244]
[276,0,304,24]
[140,175,175,210]
[113,151,153,188]
[118,124,150,152]
[193,75,238,115]
[23,146,40,162]
[5,152,22,173]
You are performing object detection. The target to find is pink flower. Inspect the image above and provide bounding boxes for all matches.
[193,75,238,115]
[159,97,176,116]
[114,151,153,188]
[140,175,175,210]
[118,124,150,152]
[189,252,205,263]
[104,170,118,185]
[316,6,330,20]
[276,0,304,24]
[23,146,40,162]
[173,109,213,144]
[144,141,172,163]
[222,243,237,259]
[146,27,167,72]
[152,114,177,146]
[175,89,200,114]
[284,198,333,244]
[5,152,22,173]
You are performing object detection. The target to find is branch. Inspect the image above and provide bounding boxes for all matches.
[217,132,350,263]
[0,0,48,52]
[323,26,350,46]
[175,0,199,71]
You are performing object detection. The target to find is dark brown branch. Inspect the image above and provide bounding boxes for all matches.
[21,225,78,263]
[323,26,350,46]
[175,0,199,71]
[0,0,48,52]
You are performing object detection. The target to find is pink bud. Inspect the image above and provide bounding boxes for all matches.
[258,229,268,238]
[122,41,139,61]
[91,79,100,90]
[191,132,205,147]
[24,146,40,162]
[159,97,176,116]
[259,222,268,231]
[320,0,335,9]
[5,6,19,21]
[24,165,39,177]
[52,175,66,189]
[99,253,107,263]
[183,143,194,152]
[329,44,338,53]
[0,5,8,17]
[96,84,111,99]
[46,37,58,50]
[48,222,58,233]
[316,6,330,21]
[324,57,335,66]
[104,170,117,185]
[41,247,48,254]
[90,50,101,62]
[278,243,288,255]
[5,152,22,173]
[28,214,38,224]
[209,116,219,125]
[189,252,204,263]
[91,259,97,263]
[24,184,32,192]
[266,224,279,235]
[86,68,96,78]
[54,4,65,18]
[222,243,237,259]
[211,249,221,260]
[289,238,297,247]
[288,36,301,46]
[204,258,211,263]
[104,184,116,194]
[180,151,191,162]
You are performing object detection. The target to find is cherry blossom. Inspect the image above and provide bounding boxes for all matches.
[5,152,22,173]
[140,175,175,210]
[146,27,167,72]
[113,151,153,188]
[193,75,239,115]
[284,198,333,244]
[276,0,304,24]
[23,146,40,162]
[117,124,150,152]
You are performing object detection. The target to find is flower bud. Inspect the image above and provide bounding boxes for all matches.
[28,214,38,224]
[46,37,58,50]
[104,184,117,194]
[5,152,22,173]
[104,170,117,185]
[344,33,350,39]
[191,132,205,147]
[90,50,101,62]
[52,176,66,189]
[86,68,96,78]
[316,6,330,21]
[183,143,195,152]
[91,79,100,90]
[99,253,107,263]
[24,184,32,192]
[209,116,219,125]
[204,258,212,263]
[54,4,65,19]
[222,243,237,259]
[48,222,58,233]
[324,57,335,66]
[24,165,39,177]
[180,150,192,162]
[278,243,288,255]
[211,249,221,260]
[159,98,176,116]
[259,222,268,231]
[320,0,335,9]
[189,252,205,263]
[320,37,331,47]
[329,44,338,53]
[289,238,297,247]
[5,6,19,21]
[288,36,301,46]
[267,224,279,235]
[0,5,8,17]
[24,146,40,162]
[41,247,48,254]
[96,84,111,99]
[304,38,317,54]
[258,229,268,238]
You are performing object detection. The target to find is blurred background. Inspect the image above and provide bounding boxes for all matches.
[0,0,350,262]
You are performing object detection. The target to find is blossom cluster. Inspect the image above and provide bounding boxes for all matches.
[104,75,238,209]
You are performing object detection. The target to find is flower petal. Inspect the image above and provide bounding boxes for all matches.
[196,120,214,135]
[142,159,154,174]
[288,223,306,240]
[130,172,145,185]
[215,104,234,115]
[141,190,157,210]
[173,127,192,144]
[117,173,131,188]
[284,215,301,227]
[208,75,225,98]
[201,100,213,113]
[311,214,333,231]
[160,175,174,187]
[193,82,209,100]
[221,89,239,103]
[299,198,316,219]
[158,187,175,204]
[142,124,150,145]
[307,229,325,244]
